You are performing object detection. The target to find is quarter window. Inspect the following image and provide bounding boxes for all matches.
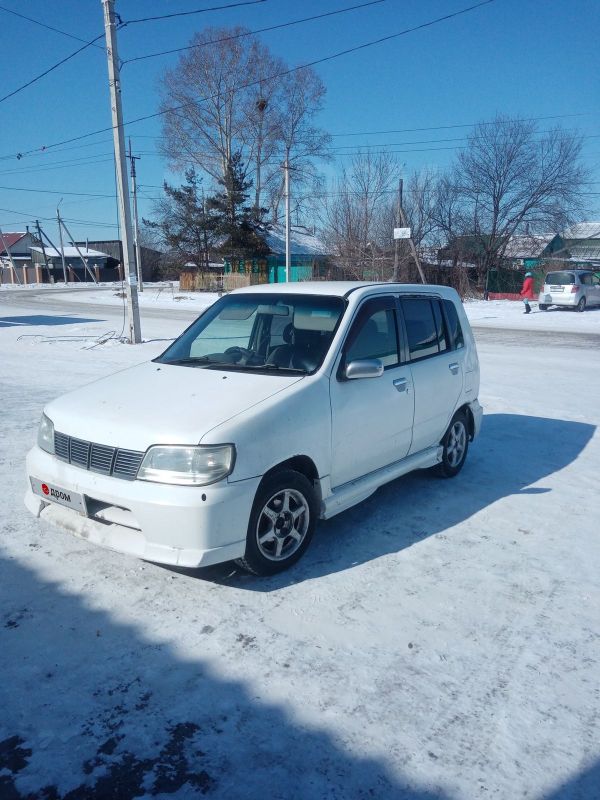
[442,299,464,350]
[345,301,399,368]
[432,299,448,352]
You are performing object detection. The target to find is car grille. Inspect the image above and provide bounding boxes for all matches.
[53,431,144,481]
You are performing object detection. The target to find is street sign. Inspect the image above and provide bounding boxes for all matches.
[394,227,411,239]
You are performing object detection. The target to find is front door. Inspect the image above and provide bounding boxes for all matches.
[330,296,414,488]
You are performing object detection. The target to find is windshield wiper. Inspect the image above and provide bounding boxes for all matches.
[159,356,217,366]
[207,362,306,374]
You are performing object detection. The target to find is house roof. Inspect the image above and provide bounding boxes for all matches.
[262,224,327,256]
[31,245,111,259]
[562,222,600,240]
[0,232,27,252]
[503,234,555,259]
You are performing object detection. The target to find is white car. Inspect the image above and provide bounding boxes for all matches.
[25,282,483,575]
[539,269,600,312]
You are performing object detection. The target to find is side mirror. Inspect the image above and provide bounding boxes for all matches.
[344,358,384,380]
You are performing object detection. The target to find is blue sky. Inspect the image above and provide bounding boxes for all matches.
[0,0,598,242]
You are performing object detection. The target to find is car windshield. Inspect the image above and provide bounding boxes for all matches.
[156,293,345,374]
[546,271,576,285]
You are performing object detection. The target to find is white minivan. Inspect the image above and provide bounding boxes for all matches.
[25,282,482,575]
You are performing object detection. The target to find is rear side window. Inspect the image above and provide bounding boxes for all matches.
[443,299,464,350]
[546,271,575,285]
[580,273,592,285]
[401,298,439,361]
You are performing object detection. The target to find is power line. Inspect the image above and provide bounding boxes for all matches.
[124,0,387,64]
[0,4,104,47]
[0,185,114,198]
[0,0,497,160]
[122,0,268,25]
[0,32,105,106]
[329,113,599,138]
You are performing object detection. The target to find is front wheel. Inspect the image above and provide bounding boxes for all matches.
[576,297,586,312]
[436,412,469,478]
[539,304,548,311]
[236,469,318,576]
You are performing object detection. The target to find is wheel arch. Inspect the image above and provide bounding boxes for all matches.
[456,403,475,441]
[260,455,322,505]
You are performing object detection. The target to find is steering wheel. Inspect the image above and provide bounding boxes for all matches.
[224,346,252,362]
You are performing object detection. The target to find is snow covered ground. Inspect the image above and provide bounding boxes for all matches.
[5,281,600,334]
[1,288,599,799]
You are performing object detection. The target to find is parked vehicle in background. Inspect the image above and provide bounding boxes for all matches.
[539,269,600,311]
[25,282,482,576]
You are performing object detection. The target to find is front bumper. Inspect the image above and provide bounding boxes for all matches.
[25,446,259,567]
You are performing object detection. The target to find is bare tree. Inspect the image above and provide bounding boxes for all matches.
[322,152,399,279]
[440,116,587,279]
[158,31,330,225]
[267,68,332,223]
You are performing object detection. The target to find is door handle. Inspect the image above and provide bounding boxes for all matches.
[393,377,409,392]
[449,362,459,375]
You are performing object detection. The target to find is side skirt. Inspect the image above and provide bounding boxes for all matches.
[320,445,442,520]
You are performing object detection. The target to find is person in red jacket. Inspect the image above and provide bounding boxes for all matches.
[520,271,535,314]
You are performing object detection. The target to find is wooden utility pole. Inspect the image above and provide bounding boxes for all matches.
[35,221,52,283]
[283,149,291,283]
[0,227,21,285]
[102,0,141,342]
[397,178,427,285]
[392,178,402,282]
[56,206,68,283]
[128,138,143,292]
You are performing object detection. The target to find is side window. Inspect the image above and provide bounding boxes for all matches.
[401,298,439,360]
[443,299,464,350]
[345,300,399,369]
[432,299,448,352]
[580,273,592,286]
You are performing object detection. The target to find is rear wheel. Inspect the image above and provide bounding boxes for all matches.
[539,304,548,311]
[236,469,318,576]
[576,297,586,312]
[436,411,469,478]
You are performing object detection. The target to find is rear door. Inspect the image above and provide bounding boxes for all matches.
[399,296,464,455]
[329,295,414,487]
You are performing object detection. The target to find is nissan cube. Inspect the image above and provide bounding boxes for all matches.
[25,282,483,575]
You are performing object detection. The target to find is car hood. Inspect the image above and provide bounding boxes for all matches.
[45,361,304,452]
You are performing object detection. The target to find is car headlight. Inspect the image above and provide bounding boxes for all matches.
[37,413,55,454]
[137,444,235,486]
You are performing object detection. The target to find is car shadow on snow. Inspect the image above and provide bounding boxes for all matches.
[0,314,104,328]
[0,554,453,800]
[192,412,596,591]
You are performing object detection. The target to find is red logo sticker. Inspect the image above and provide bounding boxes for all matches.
[41,483,49,495]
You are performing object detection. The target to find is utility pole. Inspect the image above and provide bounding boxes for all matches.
[283,149,291,283]
[102,0,141,342]
[128,137,143,292]
[39,226,69,285]
[56,205,68,283]
[35,220,52,283]
[397,178,427,285]
[0,227,21,285]
[58,217,98,284]
[392,178,402,282]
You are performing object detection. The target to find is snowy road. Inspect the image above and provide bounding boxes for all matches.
[1,287,599,799]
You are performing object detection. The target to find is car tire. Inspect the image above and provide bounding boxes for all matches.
[539,304,548,311]
[236,469,318,576]
[576,297,586,312]
[435,411,469,478]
